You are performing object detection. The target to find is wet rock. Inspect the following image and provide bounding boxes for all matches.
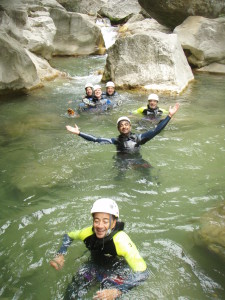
[138,0,225,29]
[102,25,193,94]
[174,16,225,70]
[194,203,225,262]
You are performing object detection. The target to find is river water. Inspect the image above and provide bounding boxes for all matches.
[0,55,224,300]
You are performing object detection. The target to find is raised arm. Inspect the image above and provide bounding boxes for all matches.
[66,124,114,144]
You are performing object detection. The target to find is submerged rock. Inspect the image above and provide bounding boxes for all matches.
[194,203,225,262]
[174,16,225,71]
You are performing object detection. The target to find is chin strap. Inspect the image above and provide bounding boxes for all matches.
[105,214,112,237]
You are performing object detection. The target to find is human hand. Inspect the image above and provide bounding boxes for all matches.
[168,103,180,118]
[93,288,122,300]
[66,124,80,135]
[50,254,65,270]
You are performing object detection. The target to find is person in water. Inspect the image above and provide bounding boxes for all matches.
[50,198,148,299]
[133,93,168,117]
[104,81,118,98]
[66,103,179,153]
[67,83,94,116]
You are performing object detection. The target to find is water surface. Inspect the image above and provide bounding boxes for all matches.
[0,55,224,299]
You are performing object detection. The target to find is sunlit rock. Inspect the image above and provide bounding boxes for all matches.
[102,29,194,94]
[174,16,225,70]
[138,0,225,28]
[194,203,225,262]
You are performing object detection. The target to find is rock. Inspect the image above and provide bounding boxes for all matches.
[58,0,107,15]
[26,50,61,81]
[22,10,56,60]
[196,62,225,74]
[138,0,225,28]
[50,8,105,55]
[102,30,194,94]
[119,18,171,36]
[99,0,142,23]
[174,16,225,69]
[194,203,225,262]
[0,32,40,93]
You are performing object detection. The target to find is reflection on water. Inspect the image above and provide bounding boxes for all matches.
[0,56,225,299]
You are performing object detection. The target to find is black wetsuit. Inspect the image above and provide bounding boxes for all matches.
[142,106,164,116]
[78,115,171,153]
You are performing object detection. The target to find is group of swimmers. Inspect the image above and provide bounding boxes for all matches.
[67,81,121,116]
[50,82,180,299]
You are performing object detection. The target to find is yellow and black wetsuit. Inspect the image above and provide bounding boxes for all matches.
[58,222,148,294]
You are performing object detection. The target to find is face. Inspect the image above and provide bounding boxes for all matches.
[118,120,131,135]
[86,87,93,96]
[148,100,158,109]
[93,212,116,239]
[106,86,115,95]
[94,88,102,99]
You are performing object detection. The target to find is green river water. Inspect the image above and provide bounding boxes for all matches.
[0,55,224,300]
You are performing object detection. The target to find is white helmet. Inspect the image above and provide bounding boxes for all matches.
[93,84,101,91]
[148,93,159,101]
[85,83,93,89]
[91,198,119,218]
[117,116,131,125]
[106,81,115,88]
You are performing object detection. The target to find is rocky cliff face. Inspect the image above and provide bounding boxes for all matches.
[0,0,105,94]
[138,0,225,28]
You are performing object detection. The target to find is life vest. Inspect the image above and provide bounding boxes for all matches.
[114,133,140,152]
[83,222,125,259]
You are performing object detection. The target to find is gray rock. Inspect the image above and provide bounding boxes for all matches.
[0,32,40,92]
[50,8,105,56]
[138,0,225,28]
[102,31,194,94]
[99,0,142,23]
[194,203,225,262]
[174,16,225,69]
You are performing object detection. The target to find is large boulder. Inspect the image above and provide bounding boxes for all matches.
[194,203,225,262]
[57,0,106,15]
[50,8,105,55]
[0,31,61,94]
[0,0,105,93]
[174,16,225,69]
[99,0,142,23]
[0,32,40,92]
[102,29,194,94]
[138,0,225,28]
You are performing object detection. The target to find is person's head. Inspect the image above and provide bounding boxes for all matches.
[117,116,131,135]
[148,93,159,109]
[93,84,102,99]
[91,198,119,238]
[106,81,115,96]
[85,83,93,97]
